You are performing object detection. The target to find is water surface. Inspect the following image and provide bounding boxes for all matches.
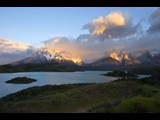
[0,71,117,98]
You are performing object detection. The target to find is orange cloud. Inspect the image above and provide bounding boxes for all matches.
[0,38,35,65]
[0,38,33,53]
[92,11,125,35]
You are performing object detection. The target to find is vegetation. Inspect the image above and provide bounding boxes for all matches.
[102,70,137,78]
[1,75,160,113]
[114,96,160,113]
[0,80,139,113]
[0,63,84,73]
[1,66,160,112]
[138,75,160,85]
[128,66,160,75]
[5,77,37,84]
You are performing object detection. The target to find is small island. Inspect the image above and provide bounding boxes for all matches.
[5,77,37,84]
[102,70,137,77]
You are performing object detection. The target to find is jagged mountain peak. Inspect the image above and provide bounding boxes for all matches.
[105,49,137,61]
[10,48,83,66]
[34,48,68,61]
[35,48,82,65]
[91,49,141,66]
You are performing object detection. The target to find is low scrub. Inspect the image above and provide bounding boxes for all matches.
[114,96,160,113]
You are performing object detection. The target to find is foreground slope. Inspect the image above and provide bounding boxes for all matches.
[1,75,160,113]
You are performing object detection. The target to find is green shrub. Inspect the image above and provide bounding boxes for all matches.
[136,85,159,97]
[139,76,160,85]
[114,96,160,113]
[51,93,69,105]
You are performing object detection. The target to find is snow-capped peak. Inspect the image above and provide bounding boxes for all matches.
[33,48,82,65]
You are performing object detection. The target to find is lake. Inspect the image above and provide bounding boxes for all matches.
[0,71,117,98]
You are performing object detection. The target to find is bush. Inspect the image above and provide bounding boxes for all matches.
[114,96,160,113]
[51,93,69,105]
[139,76,160,85]
[136,85,159,97]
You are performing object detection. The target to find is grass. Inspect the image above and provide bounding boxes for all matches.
[0,80,140,113]
[1,76,160,113]
[113,96,160,113]
[136,84,160,97]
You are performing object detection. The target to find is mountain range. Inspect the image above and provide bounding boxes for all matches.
[1,48,160,72]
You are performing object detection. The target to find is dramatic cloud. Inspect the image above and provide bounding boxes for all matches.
[43,36,129,63]
[0,39,33,53]
[83,11,141,40]
[123,8,160,53]
[43,9,160,63]
[42,11,146,63]
[0,38,36,65]
[121,34,160,53]
[83,11,125,35]
[126,7,160,53]
[43,37,96,62]
[147,8,160,33]
[1,9,160,65]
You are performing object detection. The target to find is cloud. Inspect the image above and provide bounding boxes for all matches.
[83,11,141,40]
[1,10,159,65]
[83,11,125,35]
[43,37,90,62]
[126,7,160,54]
[147,8,160,33]
[125,33,160,53]
[0,38,33,53]
[43,36,129,63]
[42,11,144,63]
[0,38,36,65]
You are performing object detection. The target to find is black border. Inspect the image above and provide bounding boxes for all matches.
[0,0,160,120]
[0,0,159,7]
[0,113,160,120]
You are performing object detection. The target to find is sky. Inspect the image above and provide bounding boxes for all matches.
[0,7,159,65]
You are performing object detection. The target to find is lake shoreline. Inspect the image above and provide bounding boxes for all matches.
[1,76,160,113]
[0,71,117,98]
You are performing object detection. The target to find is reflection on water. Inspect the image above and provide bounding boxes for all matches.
[0,71,117,98]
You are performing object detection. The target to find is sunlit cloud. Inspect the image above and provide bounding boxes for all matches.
[0,8,160,65]
[42,10,158,63]
[0,38,33,53]
[83,11,141,41]
[91,11,125,35]
[0,38,36,64]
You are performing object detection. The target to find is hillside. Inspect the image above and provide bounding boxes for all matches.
[1,76,160,113]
